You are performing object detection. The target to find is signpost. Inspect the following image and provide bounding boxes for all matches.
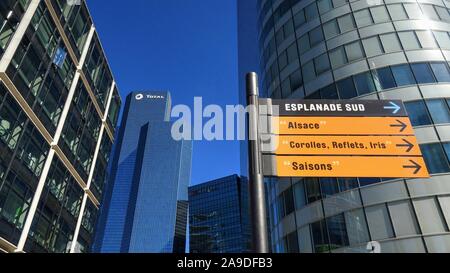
[245,72,430,253]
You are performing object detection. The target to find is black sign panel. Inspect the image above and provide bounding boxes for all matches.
[270,99,408,117]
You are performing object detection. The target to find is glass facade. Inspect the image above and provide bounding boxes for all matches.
[0,0,120,253]
[189,175,252,253]
[93,92,192,253]
[239,0,450,253]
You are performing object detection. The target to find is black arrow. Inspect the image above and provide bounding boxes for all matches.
[396,139,414,152]
[390,119,407,132]
[403,160,422,174]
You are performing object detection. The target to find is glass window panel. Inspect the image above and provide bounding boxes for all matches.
[323,20,339,39]
[320,178,339,197]
[380,33,402,53]
[370,6,390,23]
[314,53,330,75]
[404,3,423,19]
[345,41,364,62]
[421,4,439,20]
[421,143,450,174]
[318,0,333,14]
[431,63,450,82]
[337,14,355,33]
[354,9,373,27]
[344,209,370,246]
[337,77,357,99]
[414,197,447,234]
[426,99,450,124]
[391,64,416,86]
[286,43,298,64]
[298,34,310,54]
[330,46,346,68]
[433,31,450,50]
[387,4,408,20]
[374,67,396,90]
[320,84,339,99]
[388,200,420,237]
[302,61,316,83]
[332,0,347,7]
[278,51,288,70]
[290,69,303,90]
[404,100,432,126]
[305,3,319,21]
[284,188,295,216]
[398,31,421,50]
[304,178,321,203]
[311,220,330,253]
[444,143,450,163]
[294,10,306,28]
[416,30,438,48]
[327,214,349,250]
[362,36,383,57]
[438,196,450,228]
[294,181,306,209]
[354,72,377,95]
[365,204,394,241]
[309,27,324,47]
[411,63,436,84]
[298,225,313,253]
[286,231,299,253]
[436,6,450,22]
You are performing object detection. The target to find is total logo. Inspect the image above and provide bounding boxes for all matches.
[135,94,165,101]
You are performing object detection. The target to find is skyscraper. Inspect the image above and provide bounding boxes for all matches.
[0,0,121,253]
[93,91,192,253]
[239,0,450,253]
[189,175,251,253]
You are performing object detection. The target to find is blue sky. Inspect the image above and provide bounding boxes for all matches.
[87,0,240,185]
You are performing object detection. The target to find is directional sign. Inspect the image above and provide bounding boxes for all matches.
[273,117,414,136]
[274,156,429,178]
[272,135,421,156]
[271,99,408,117]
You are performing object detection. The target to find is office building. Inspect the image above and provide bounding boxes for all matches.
[189,175,251,253]
[0,0,121,253]
[239,0,450,253]
[93,91,192,253]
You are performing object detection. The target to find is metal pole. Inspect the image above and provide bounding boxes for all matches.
[246,72,269,253]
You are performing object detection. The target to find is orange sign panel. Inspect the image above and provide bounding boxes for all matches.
[274,135,422,156]
[275,156,429,178]
[273,117,414,135]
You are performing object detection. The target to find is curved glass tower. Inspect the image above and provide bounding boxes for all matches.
[254,0,450,253]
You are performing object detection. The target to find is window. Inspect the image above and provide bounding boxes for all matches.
[294,181,306,209]
[320,84,339,99]
[388,200,420,237]
[416,30,438,48]
[318,0,333,14]
[374,67,396,90]
[405,100,432,126]
[370,6,390,24]
[411,63,435,84]
[444,143,450,163]
[311,220,330,253]
[345,209,370,246]
[305,3,319,21]
[380,33,402,53]
[354,9,373,27]
[278,51,288,70]
[305,178,321,203]
[284,188,295,216]
[314,53,330,75]
[286,43,298,64]
[286,231,299,253]
[337,14,355,33]
[404,3,423,19]
[330,46,346,68]
[431,63,450,82]
[420,143,450,174]
[426,99,450,124]
[362,36,383,57]
[302,61,316,83]
[391,64,415,86]
[294,10,306,27]
[387,4,408,20]
[337,77,357,99]
[290,69,303,90]
[354,72,376,95]
[320,178,339,197]
[398,31,421,50]
[414,197,448,234]
[298,35,310,54]
[421,4,439,20]
[345,41,364,62]
[365,204,394,241]
[327,214,349,250]
[323,20,339,39]
[309,27,324,47]
[298,225,313,253]
[435,6,450,22]
[433,31,450,50]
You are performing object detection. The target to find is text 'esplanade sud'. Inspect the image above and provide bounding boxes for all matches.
[284,103,366,113]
